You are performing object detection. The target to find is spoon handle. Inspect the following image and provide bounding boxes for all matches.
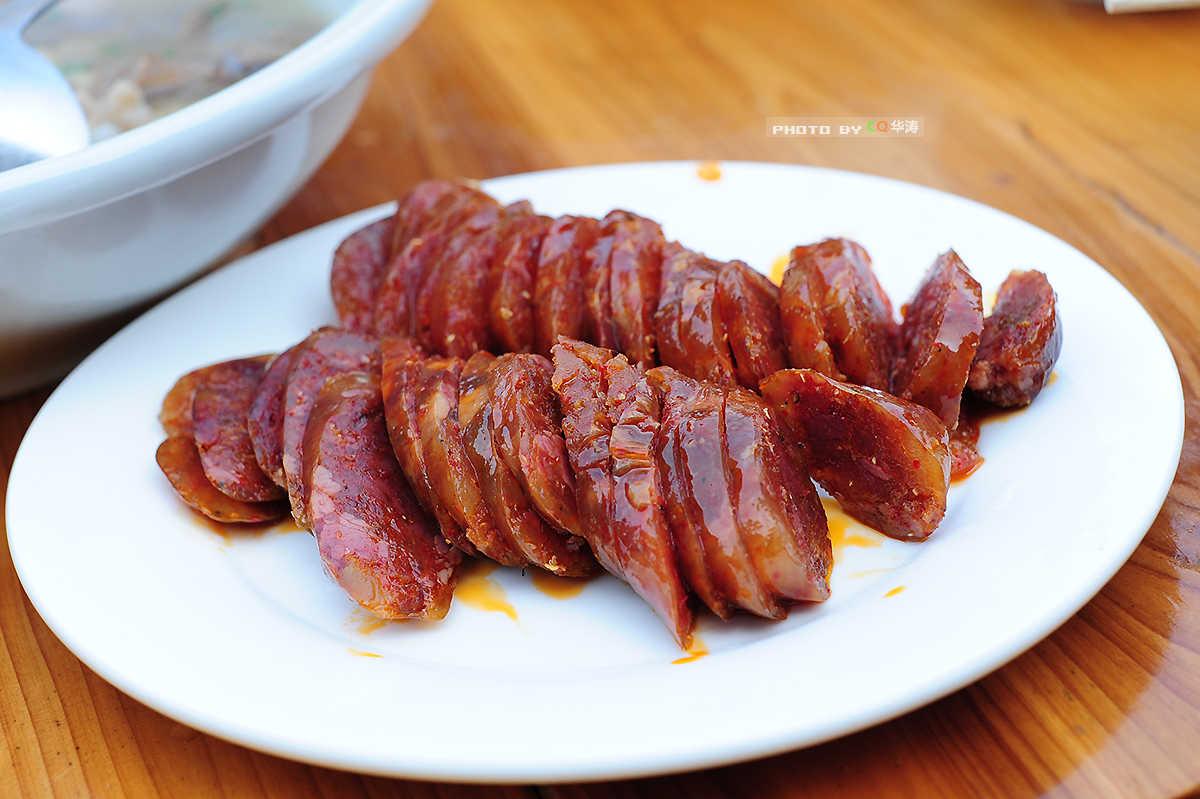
[0,0,62,34]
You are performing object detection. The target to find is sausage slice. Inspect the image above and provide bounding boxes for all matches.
[488,215,552,354]
[715,260,788,390]
[331,215,396,336]
[654,244,736,386]
[157,435,289,524]
[967,269,1062,407]
[779,250,842,379]
[761,368,950,542]
[303,371,461,620]
[534,215,600,356]
[607,211,664,368]
[247,345,299,489]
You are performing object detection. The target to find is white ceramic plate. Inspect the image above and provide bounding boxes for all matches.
[7,162,1182,783]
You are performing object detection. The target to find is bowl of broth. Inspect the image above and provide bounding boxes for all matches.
[0,0,433,397]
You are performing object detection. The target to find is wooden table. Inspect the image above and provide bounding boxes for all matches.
[4,0,1200,795]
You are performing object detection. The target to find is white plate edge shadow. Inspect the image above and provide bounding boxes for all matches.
[6,161,1185,783]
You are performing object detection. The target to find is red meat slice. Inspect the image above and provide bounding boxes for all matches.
[607,211,664,368]
[761,368,950,542]
[967,269,1062,408]
[331,215,396,335]
[281,328,381,530]
[247,345,299,489]
[488,215,552,354]
[892,249,984,429]
[779,250,842,379]
[533,215,600,356]
[193,357,284,502]
[715,260,788,390]
[303,371,461,620]
[156,435,289,524]
[654,244,736,386]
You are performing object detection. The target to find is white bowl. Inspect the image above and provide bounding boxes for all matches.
[0,0,434,398]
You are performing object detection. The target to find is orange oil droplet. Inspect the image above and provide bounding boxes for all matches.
[456,559,518,622]
[530,568,596,599]
[770,253,788,286]
[348,648,382,657]
[821,498,882,564]
[884,586,906,598]
[696,161,722,181]
[1047,371,1059,386]
[672,631,709,664]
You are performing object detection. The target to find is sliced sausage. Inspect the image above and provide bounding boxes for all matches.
[533,215,600,356]
[604,353,694,647]
[779,249,842,379]
[761,368,950,542]
[791,238,897,390]
[425,202,534,357]
[376,188,499,338]
[282,328,381,530]
[330,215,396,335]
[157,435,289,523]
[389,178,472,260]
[654,244,736,386]
[892,249,984,429]
[715,260,788,390]
[247,345,299,489]
[303,371,461,620]
[458,352,529,566]
[607,211,664,368]
[193,357,285,502]
[582,216,618,350]
[379,338,474,553]
[967,269,1062,407]
[488,215,552,354]
[723,388,830,603]
[949,400,985,480]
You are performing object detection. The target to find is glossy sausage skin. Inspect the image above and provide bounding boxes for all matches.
[654,243,736,386]
[762,369,950,542]
[534,215,600,356]
[892,249,983,429]
[604,353,694,646]
[723,388,831,603]
[388,179,471,263]
[331,215,396,335]
[247,345,299,489]
[715,260,788,391]
[379,338,474,554]
[458,352,529,566]
[607,210,664,368]
[192,357,285,502]
[582,216,619,350]
[789,238,896,390]
[488,215,552,354]
[282,328,381,530]
[779,249,842,379]
[968,269,1062,407]
[157,435,289,524]
[303,371,460,620]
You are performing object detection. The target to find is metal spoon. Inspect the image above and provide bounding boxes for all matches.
[0,0,90,172]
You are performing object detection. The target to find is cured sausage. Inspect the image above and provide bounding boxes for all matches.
[157,435,289,523]
[389,178,468,258]
[967,269,1062,407]
[282,328,381,530]
[761,369,950,542]
[654,244,736,386]
[533,215,600,356]
[603,352,693,646]
[892,249,983,429]
[723,388,831,603]
[582,214,618,350]
[788,238,896,390]
[424,202,534,357]
[948,401,984,480]
[159,357,269,438]
[376,187,499,338]
[488,215,552,354]
[247,345,299,489]
[457,352,529,566]
[487,353,598,575]
[193,357,285,502]
[715,260,788,390]
[303,371,460,620]
[411,355,502,559]
[607,211,664,368]
[489,353,584,538]
[330,215,396,335]
[779,250,842,379]
[650,366,734,620]
[379,338,475,554]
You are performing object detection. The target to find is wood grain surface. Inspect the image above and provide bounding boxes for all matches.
[4,0,1200,796]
